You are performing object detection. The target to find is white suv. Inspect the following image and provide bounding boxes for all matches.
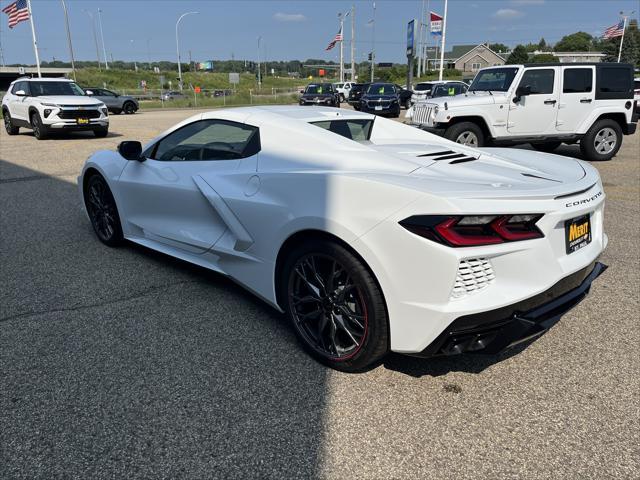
[2,77,109,139]
[407,64,637,161]
[333,82,354,102]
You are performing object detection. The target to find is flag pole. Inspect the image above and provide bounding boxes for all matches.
[26,0,41,77]
[438,0,448,81]
[617,15,628,63]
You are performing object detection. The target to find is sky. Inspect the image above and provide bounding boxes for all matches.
[0,0,638,66]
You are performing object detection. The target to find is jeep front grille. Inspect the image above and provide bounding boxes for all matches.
[413,104,434,125]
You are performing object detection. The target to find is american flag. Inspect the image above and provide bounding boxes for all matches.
[603,20,625,39]
[2,0,30,29]
[325,28,343,51]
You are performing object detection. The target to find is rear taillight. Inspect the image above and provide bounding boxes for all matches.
[400,214,544,247]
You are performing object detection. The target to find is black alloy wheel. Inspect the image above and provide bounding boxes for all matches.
[3,110,19,135]
[123,102,136,114]
[283,241,388,372]
[30,112,47,140]
[84,174,123,246]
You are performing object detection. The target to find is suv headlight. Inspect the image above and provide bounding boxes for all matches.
[433,105,439,116]
[41,102,59,108]
[101,107,108,115]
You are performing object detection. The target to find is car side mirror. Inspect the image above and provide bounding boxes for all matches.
[15,90,26,97]
[118,141,143,161]
[85,90,94,96]
[513,85,531,103]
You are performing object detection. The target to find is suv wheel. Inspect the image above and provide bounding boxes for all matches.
[282,240,389,372]
[444,122,485,147]
[93,127,109,138]
[3,110,19,135]
[580,119,623,161]
[30,111,48,140]
[404,98,411,109]
[339,93,345,102]
[123,102,136,114]
[532,141,562,153]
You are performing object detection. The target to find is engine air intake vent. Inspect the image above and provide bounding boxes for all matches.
[418,150,478,164]
[451,258,495,299]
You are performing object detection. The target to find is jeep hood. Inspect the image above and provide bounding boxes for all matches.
[423,91,509,108]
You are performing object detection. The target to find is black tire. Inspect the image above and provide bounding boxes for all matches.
[123,102,136,114]
[580,119,623,161]
[339,93,346,102]
[111,108,122,115]
[93,127,109,138]
[3,110,19,135]
[30,111,48,140]
[532,141,562,153]
[83,173,124,247]
[353,105,361,111]
[282,240,389,372]
[404,98,411,109]
[444,121,485,147]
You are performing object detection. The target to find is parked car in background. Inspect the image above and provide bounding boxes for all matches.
[430,82,469,98]
[359,83,400,117]
[84,88,139,114]
[299,83,340,107]
[410,80,468,105]
[333,82,354,101]
[394,84,413,109]
[2,77,109,139]
[407,63,636,161]
[633,77,639,121]
[161,91,187,101]
[347,83,369,110]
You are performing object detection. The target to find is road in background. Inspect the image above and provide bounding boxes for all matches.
[1,109,638,479]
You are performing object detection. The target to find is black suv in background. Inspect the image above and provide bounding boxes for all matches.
[299,83,340,107]
[359,83,401,117]
[347,83,369,110]
[394,84,413,109]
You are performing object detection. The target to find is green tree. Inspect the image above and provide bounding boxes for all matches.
[538,37,551,51]
[554,32,594,52]
[601,24,640,66]
[529,53,556,63]
[488,43,509,54]
[506,45,530,64]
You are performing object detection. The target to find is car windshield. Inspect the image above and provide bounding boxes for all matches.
[431,84,461,97]
[469,68,519,92]
[29,81,85,97]
[367,84,395,95]
[306,84,332,94]
[311,119,373,141]
[414,83,434,92]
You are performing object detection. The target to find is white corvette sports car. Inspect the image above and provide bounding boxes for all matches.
[79,106,607,372]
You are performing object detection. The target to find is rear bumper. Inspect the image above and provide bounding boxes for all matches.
[415,261,607,357]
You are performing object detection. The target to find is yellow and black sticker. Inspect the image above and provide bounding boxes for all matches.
[565,214,591,254]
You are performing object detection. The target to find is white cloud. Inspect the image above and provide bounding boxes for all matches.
[493,9,525,20]
[511,0,544,5]
[273,13,306,22]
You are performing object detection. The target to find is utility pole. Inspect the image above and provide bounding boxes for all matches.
[189,50,193,72]
[438,0,448,81]
[60,0,76,81]
[25,0,41,77]
[417,0,424,76]
[338,10,350,83]
[350,4,355,81]
[84,10,101,70]
[130,40,137,71]
[371,1,376,82]
[424,0,430,72]
[97,8,108,70]
[146,38,151,69]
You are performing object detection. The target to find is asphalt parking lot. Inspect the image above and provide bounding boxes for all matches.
[1,107,638,479]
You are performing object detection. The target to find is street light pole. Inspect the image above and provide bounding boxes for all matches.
[617,10,635,62]
[84,10,101,70]
[371,1,376,82]
[97,8,108,70]
[60,0,76,81]
[175,11,198,91]
[130,40,137,71]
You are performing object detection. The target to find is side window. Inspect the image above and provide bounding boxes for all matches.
[12,81,27,94]
[563,69,593,93]
[598,66,632,94]
[518,69,555,95]
[103,90,116,96]
[152,120,260,162]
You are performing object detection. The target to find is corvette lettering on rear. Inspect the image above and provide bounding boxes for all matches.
[566,191,603,208]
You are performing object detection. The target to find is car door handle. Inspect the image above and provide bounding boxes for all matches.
[580,98,593,103]
[544,99,557,105]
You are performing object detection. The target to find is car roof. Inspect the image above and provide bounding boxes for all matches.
[201,105,374,125]
[11,77,73,84]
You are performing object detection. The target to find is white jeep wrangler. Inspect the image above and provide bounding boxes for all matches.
[2,77,109,140]
[407,63,636,161]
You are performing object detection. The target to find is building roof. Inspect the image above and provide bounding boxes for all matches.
[444,45,477,60]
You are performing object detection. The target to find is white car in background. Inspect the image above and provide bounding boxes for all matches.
[79,106,607,372]
[333,82,354,102]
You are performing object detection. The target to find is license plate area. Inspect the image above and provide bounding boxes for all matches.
[77,118,89,125]
[375,106,383,111]
[565,214,591,254]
